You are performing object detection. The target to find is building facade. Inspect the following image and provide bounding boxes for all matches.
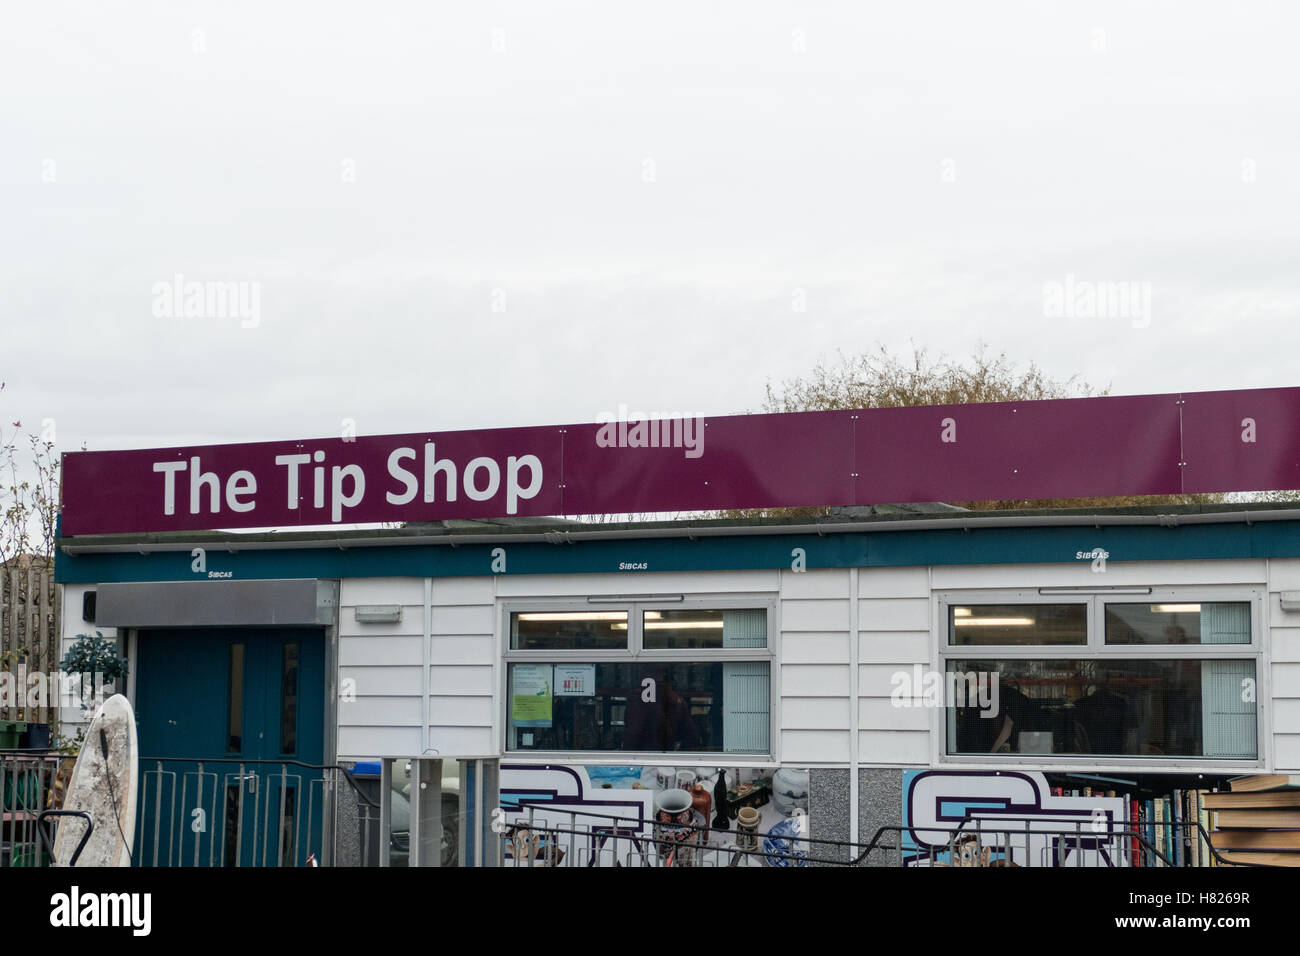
[54,505,1300,865]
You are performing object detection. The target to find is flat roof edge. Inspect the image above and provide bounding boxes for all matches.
[56,505,1300,555]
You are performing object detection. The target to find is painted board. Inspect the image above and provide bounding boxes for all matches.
[499,763,811,867]
[902,770,1128,867]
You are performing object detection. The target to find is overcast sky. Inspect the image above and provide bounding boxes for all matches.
[4,1,1299,454]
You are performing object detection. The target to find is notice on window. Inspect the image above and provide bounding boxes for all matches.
[554,663,596,697]
[512,664,553,726]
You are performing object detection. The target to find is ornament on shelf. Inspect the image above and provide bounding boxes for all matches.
[713,768,730,829]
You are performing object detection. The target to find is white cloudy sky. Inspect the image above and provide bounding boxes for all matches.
[3,0,1299,453]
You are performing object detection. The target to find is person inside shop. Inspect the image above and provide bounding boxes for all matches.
[985,676,1053,754]
[1070,679,1134,754]
[623,669,701,752]
[954,672,1045,753]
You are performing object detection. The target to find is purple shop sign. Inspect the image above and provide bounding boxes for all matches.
[61,425,567,535]
[558,410,854,515]
[850,393,1183,503]
[1179,387,1300,494]
[59,387,1300,536]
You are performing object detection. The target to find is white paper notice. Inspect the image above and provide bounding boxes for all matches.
[554,663,596,696]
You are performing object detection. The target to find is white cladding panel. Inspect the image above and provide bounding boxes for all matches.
[1268,561,1300,770]
[777,570,852,763]
[59,584,119,728]
[855,569,931,775]
[337,576,498,760]
[322,556,1291,770]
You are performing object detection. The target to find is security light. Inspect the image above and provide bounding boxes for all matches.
[354,605,402,623]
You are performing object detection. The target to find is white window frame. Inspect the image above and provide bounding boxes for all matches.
[499,595,779,765]
[933,586,1267,772]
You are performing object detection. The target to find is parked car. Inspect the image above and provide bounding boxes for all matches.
[377,760,462,867]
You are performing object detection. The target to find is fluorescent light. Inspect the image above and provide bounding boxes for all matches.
[613,620,724,631]
[517,612,627,622]
[953,618,1035,627]
[1152,604,1200,614]
[953,608,972,617]
[645,621,725,630]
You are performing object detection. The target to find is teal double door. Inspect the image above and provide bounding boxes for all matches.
[135,628,325,866]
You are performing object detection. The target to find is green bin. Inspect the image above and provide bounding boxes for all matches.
[0,721,26,749]
[10,843,49,867]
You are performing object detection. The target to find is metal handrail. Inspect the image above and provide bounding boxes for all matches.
[503,817,815,867]
[950,815,1265,868]
[490,801,1284,868]
[496,802,859,854]
[859,822,1157,867]
[36,810,94,867]
[856,818,1275,867]
[496,803,831,866]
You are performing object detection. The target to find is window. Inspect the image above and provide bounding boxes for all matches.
[1104,602,1251,645]
[939,590,1260,763]
[511,611,628,650]
[227,643,244,753]
[280,642,299,755]
[949,603,1087,645]
[503,603,772,756]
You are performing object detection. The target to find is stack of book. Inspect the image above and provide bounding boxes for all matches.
[1205,774,1300,867]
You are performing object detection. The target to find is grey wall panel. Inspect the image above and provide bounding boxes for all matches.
[809,768,851,866]
[858,767,904,867]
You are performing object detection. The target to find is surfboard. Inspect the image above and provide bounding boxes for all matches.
[52,694,138,867]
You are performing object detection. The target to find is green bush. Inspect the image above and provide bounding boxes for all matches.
[60,631,128,685]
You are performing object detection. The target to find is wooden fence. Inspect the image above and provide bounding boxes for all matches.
[0,564,61,724]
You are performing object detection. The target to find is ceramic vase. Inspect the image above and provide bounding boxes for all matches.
[653,788,698,866]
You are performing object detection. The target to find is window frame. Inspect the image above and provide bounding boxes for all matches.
[499,595,779,764]
[934,586,1267,771]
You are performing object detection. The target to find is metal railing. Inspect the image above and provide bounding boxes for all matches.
[5,750,1285,869]
[135,756,390,867]
[488,804,1282,868]
[2,749,381,867]
[137,757,334,867]
[1,748,70,867]
[354,789,414,867]
[859,818,1268,867]
[497,805,830,867]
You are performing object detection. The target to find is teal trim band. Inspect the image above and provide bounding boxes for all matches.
[54,519,1300,585]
